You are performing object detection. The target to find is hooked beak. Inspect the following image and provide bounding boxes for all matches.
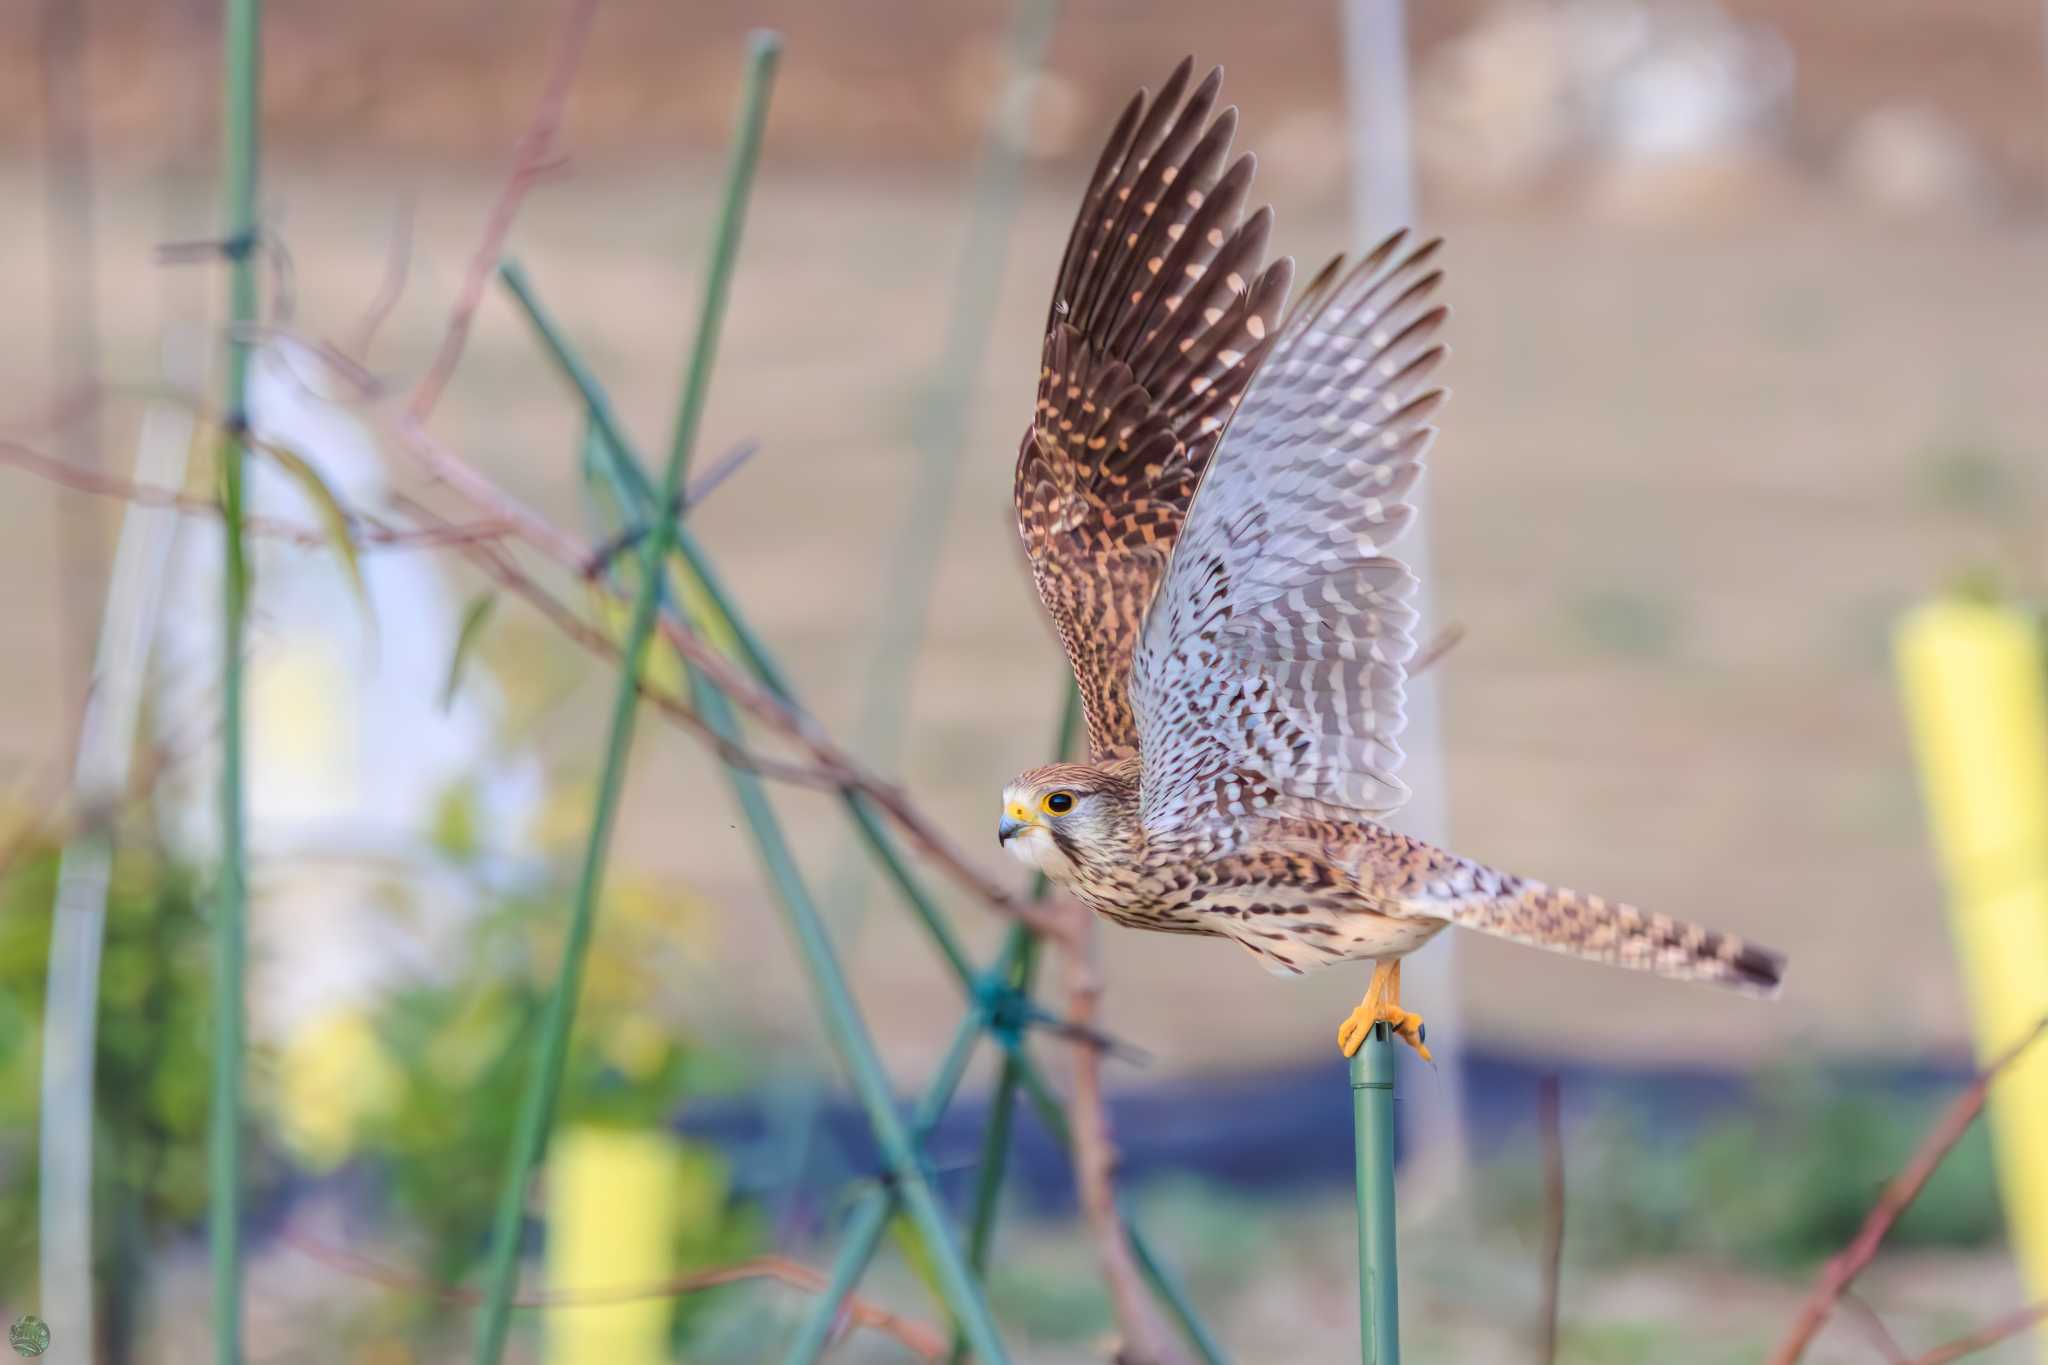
[997,809,1033,845]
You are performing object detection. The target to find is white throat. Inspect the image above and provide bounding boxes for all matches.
[1002,826,1071,879]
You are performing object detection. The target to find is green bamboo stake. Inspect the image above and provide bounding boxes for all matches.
[497,258,1228,1365]
[1352,1026,1400,1364]
[948,689,1076,1363]
[684,670,1012,1362]
[467,35,779,1365]
[948,929,1036,1365]
[961,932,1038,1255]
[210,0,261,1357]
[781,935,1023,1363]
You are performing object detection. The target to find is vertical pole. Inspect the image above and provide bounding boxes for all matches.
[781,987,994,1365]
[1339,0,1467,1177]
[469,37,780,1365]
[1895,600,2048,1349]
[1351,1024,1400,1365]
[211,0,261,1358]
[39,348,196,1365]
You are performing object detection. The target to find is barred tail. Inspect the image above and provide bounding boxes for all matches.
[1445,878,1785,995]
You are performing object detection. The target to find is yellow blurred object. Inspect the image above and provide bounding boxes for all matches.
[1896,598,2048,1353]
[546,1127,684,1365]
[275,1009,403,1170]
[248,638,360,819]
[599,1014,674,1083]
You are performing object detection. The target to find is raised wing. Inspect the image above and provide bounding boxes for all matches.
[1129,233,1448,830]
[1015,58,1293,762]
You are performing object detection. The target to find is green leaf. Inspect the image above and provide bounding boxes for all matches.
[888,1211,956,1329]
[250,436,370,617]
[441,593,498,712]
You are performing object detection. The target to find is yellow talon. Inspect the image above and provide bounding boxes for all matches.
[1336,959,1432,1062]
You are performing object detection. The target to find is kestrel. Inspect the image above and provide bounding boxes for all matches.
[997,60,1785,1059]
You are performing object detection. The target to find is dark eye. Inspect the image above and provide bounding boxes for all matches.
[1043,791,1074,815]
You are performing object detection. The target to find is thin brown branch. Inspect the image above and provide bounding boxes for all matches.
[155,227,297,328]
[0,379,103,439]
[282,1231,944,1359]
[1059,912,1187,1365]
[415,505,857,795]
[347,192,415,362]
[1841,1292,1908,1365]
[1907,1299,2048,1365]
[0,434,513,553]
[682,438,763,511]
[403,0,598,422]
[1410,621,1466,678]
[1768,1017,2048,1364]
[1536,1074,1564,1365]
[650,607,1069,939]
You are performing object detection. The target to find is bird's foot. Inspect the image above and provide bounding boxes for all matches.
[1336,1003,1431,1063]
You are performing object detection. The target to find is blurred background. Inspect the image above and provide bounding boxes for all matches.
[2,0,2047,1360]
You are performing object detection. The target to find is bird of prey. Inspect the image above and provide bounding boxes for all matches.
[997,60,1785,1059]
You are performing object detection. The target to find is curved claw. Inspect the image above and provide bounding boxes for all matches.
[1335,1002,1433,1063]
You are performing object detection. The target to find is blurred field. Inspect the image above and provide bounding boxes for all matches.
[2,148,2042,1081]
[5,4,2048,1355]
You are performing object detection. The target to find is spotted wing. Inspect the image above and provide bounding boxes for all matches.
[1015,58,1293,762]
[1129,233,1449,830]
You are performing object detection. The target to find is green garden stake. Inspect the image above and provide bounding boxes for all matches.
[211,0,262,1357]
[1352,1024,1400,1365]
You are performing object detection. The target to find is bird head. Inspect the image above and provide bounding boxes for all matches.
[997,761,1138,882]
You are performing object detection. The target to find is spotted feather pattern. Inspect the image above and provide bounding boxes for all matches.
[1015,59,1294,763]
[1130,232,1449,831]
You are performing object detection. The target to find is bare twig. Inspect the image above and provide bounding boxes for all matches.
[1768,1017,2048,1364]
[1410,621,1466,678]
[1059,913,1187,1365]
[578,441,764,579]
[409,503,862,795]
[1840,1292,1908,1364]
[347,192,415,362]
[282,1232,945,1359]
[1907,1299,2048,1365]
[683,438,763,511]
[0,435,512,552]
[403,0,597,422]
[154,227,296,328]
[1536,1074,1564,1365]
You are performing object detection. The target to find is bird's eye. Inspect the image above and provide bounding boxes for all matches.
[1042,791,1075,815]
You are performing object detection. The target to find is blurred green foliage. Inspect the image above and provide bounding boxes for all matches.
[0,839,273,1356]
[1488,1064,2004,1270]
[0,826,761,1356]
[353,884,761,1292]
[338,859,762,1354]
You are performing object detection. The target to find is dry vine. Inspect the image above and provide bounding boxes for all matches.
[1770,1016,2048,1364]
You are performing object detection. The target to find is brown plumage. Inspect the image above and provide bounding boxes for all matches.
[1000,61,1785,1058]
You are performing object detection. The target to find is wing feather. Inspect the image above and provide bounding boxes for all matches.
[1129,232,1450,828]
[1015,60,1292,761]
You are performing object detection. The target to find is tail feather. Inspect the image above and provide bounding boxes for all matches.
[1444,878,1785,995]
